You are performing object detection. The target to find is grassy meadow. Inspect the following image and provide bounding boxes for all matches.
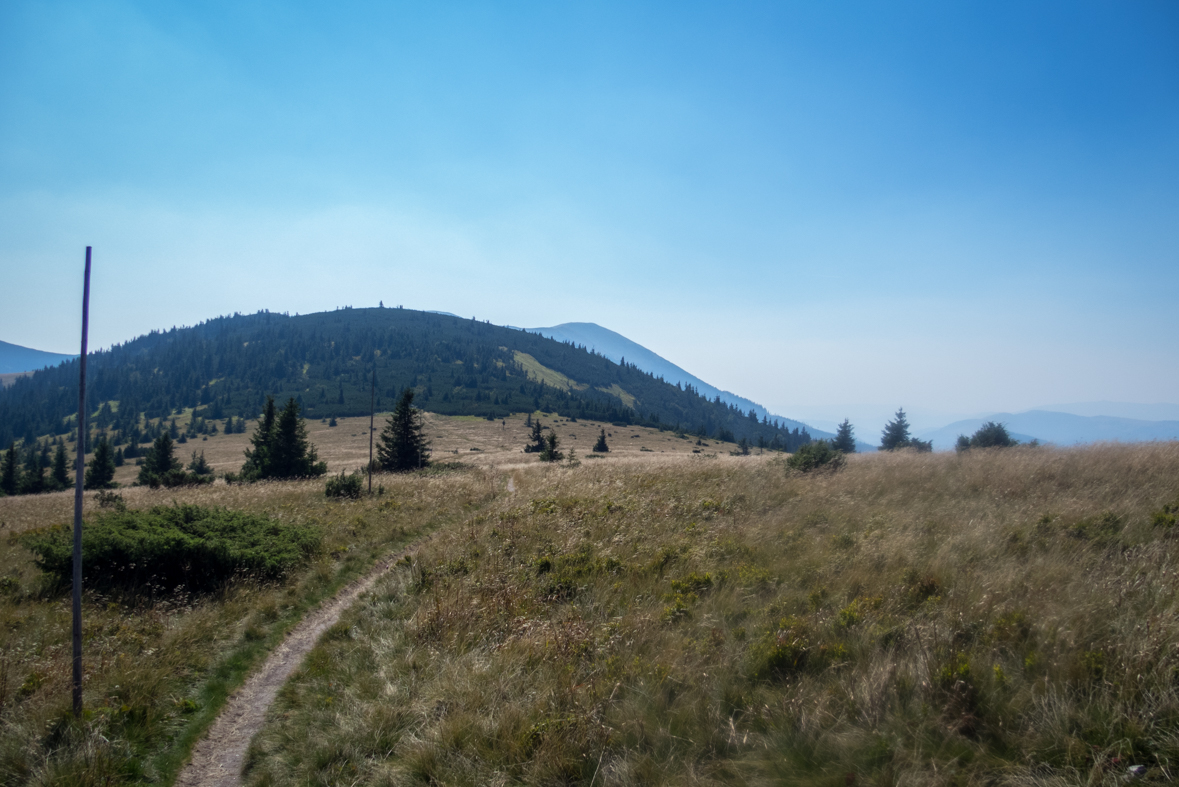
[3,413,1178,786]
[239,442,1179,786]
[0,467,499,785]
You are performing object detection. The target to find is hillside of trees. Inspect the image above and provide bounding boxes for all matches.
[0,307,812,454]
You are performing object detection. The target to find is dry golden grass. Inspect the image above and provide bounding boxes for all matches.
[242,442,1179,786]
[57,410,714,489]
[0,466,501,786]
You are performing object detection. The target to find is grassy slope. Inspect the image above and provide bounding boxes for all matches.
[243,444,1179,786]
[0,469,500,786]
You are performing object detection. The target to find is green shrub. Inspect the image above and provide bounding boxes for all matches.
[325,470,364,499]
[21,504,320,592]
[786,440,845,472]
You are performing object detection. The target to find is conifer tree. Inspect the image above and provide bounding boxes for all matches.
[52,443,70,489]
[538,430,563,462]
[524,419,547,453]
[593,428,609,453]
[138,432,181,486]
[0,443,18,496]
[833,419,856,453]
[242,396,278,480]
[377,388,430,472]
[188,450,212,475]
[85,435,117,490]
[268,398,326,478]
[879,408,912,451]
[19,445,45,494]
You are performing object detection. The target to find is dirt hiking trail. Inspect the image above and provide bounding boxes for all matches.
[175,541,427,787]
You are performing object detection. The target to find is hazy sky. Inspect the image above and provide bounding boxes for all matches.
[2,1,1177,432]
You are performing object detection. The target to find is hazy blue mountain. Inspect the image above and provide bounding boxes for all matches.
[1033,401,1179,422]
[918,410,1179,451]
[527,322,878,450]
[0,340,77,374]
[530,323,816,429]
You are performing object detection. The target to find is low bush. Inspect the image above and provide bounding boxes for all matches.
[21,504,321,593]
[325,470,364,499]
[786,439,845,472]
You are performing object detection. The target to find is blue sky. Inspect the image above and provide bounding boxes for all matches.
[2,1,1177,433]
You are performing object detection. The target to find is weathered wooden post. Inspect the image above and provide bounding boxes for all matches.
[72,246,91,717]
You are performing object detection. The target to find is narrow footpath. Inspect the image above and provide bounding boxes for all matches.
[174,543,424,787]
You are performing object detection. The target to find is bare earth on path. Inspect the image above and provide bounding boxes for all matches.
[174,539,431,787]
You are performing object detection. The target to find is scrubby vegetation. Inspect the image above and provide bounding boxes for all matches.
[785,438,844,472]
[244,444,1179,786]
[21,504,320,592]
[0,470,497,786]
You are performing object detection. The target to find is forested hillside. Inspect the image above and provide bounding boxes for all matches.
[0,308,812,451]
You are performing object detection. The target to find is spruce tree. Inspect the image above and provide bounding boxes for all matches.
[138,432,181,486]
[19,446,46,494]
[85,435,117,490]
[0,443,18,496]
[879,408,912,451]
[268,398,326,478]
[833,419,856,453]
[52,443,70,489]
[524,419,547,453]
[377,388,430,472]
[377,386,429,471]
[242,397,278,480]
[538,431,563,463]
[593,428,609,453]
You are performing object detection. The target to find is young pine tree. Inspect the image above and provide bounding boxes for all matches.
[242,397,278,480]
[593,428,610,453]
[138,432,181,487]
[19,445,46,494]
[525,419,547,453]
[52,443,70,489]
[0,443,19,496]
[377,388,430,472]
[268,398,326,478]
[538,430,563,463]
[833,419,856,453]
[879,408,912,451]
[85,435,117,490]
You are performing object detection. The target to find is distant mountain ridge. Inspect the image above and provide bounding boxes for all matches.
[0,340,77,374]
[0,308,818,452]
[528,322,845,436]
[918,410,1179,451]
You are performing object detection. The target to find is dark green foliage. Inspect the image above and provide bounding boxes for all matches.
[187,451,212,475]
[52,442,70,488]
[0,442,17,496]
[136,432,212,488]
[377,388,430,472]
[138,432,181,486]
[592,428,609,453]
[0,308,812,453]
[968,421,1019,449]
[879,408,912,451]
[833,419,856,453]
[956,434,971,453]
[786,439,845,472]
[524,419,547,454]
[325,470,364,499]
[21,504,320,593]
[879,408,933,452]
[242,397,327,480]
[84,435,117,489]
[538,431,563,463]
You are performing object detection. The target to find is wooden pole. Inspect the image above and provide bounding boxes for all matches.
[72,246,91,718]
[368,367,376,494]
